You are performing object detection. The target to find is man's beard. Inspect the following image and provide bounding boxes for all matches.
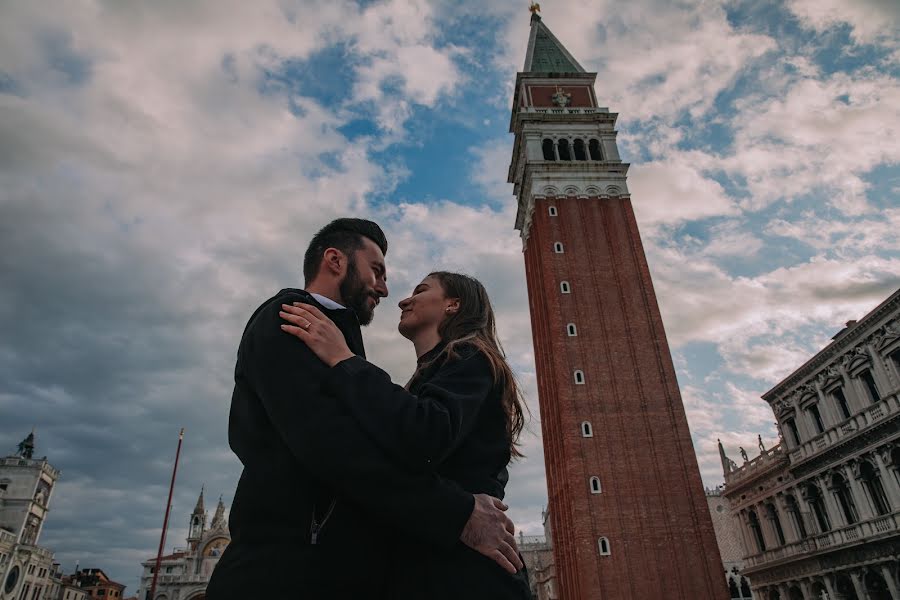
[340,258,376,326]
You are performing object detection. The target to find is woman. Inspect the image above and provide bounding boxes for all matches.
[280,271,531,599]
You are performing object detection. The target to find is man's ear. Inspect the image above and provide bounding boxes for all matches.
[322,248,346,277]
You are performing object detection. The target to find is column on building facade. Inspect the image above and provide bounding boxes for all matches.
[777,583,791,599]
[775,493,800,544]
[791,398,815,443]
[821,575,838,600]
[848,571,868,600]
[837,363,863,415]
[736,511,756,558]
[865,343,893,397]
[872,449,900,510]
[814,380,840,429]
[798,579,813,600]
[755,501,779,549]
[879,564,900,600]
[816,472,846,530]
[841,463,875,521]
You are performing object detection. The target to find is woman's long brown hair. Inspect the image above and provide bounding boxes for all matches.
[420,271,528,458]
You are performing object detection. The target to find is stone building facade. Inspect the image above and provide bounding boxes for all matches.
[707,487,755,599]
[507,9,727,599]
[722,289,900,599]
[0,432,60,600]
[137,489,229,600]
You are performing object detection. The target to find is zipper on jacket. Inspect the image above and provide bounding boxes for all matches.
[309,498,337,545]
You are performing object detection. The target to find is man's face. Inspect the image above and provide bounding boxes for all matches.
[339,237,388,326]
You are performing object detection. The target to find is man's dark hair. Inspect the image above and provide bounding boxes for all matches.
[303,218,388,284]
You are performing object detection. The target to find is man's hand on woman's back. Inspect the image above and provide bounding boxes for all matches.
[460,494,523,574]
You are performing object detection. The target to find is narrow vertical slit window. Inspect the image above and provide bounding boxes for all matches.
[554,242,564,253]
[560,281,571,294]
[590,477,602,494]
[567,323,577,336]
[548,205,558,216]
[574,370,585,385]
[581,421,593,437]
[598,537,610,556]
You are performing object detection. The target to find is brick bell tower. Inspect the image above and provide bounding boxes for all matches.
[509,11,729,600]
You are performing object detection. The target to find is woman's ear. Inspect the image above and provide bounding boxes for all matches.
[445,299,461,314]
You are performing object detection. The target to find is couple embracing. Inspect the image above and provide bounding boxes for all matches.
[206,218,532,599]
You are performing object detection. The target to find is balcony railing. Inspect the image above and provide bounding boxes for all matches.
[743,509,900,570]
[724,444,787,486]
[520,106,610,115]
[0,529,16,544]
[787,393,899,465]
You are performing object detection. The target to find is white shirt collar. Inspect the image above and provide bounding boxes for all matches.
[309,292,345,310]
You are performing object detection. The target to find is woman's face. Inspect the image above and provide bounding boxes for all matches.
[397,276,457,339]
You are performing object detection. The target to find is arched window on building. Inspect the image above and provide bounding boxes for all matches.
[740,578,751,599]
[830,473,859,524]
[581,421,593,437]
[765,503,786,546]
[803,484,830,532]
[783,417,801,446]
[548,205,558,216]
[542,139,556,161]
[598,537,610,556]
[831,386,851,420]
[573,139,587,161]
[567,323,577,336]
[574,370,585,385]
[747,509,766,553]
[864,570,892,599]
[590,477,601,494]
[858,369,881,403]
[860,460,891,515]
[728,577,740,599]
[805,402,825,434]
[557,138,572,160]
[784,494,807,539]
[553,242,564,253]
[588,138,602,160]
[560,281,571,294]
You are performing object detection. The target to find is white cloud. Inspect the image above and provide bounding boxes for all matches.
[787,0,900,47]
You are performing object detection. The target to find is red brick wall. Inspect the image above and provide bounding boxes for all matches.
[523,195,729,600]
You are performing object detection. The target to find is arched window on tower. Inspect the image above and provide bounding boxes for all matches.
[740,578,751,599]
[573,139,587,161]
[557,138,572,161]
[581,421,593,437]
[574,370,585,385]
[542,139,556,161]
[728,578,740,599]
[548,205,558,216]
[860,460,891,515]
[590,477,602,494]
[560,281,571,294]
[598,537,610,556]
[567,323,577,336]
[589,138,602,160]
[554,242,564,253]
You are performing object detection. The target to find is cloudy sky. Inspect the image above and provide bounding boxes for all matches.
[1,0,899,591]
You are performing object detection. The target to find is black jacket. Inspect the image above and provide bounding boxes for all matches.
[206,290,474,598]
[322,342,532,599]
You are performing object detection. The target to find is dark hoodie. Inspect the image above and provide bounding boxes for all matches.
[206,289,474,599]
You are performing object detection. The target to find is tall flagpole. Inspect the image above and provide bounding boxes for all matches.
[149,428,184,600]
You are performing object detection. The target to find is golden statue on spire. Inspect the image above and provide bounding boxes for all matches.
[529,3,541,14]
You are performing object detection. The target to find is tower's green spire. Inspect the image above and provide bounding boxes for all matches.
[523,13,585,74]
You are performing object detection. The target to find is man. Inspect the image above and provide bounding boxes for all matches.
[207,218,520,598]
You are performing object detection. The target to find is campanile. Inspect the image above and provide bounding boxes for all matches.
[509,11,729,599]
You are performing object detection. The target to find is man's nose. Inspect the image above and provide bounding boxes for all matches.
[398,297,410,309]
[376,280,388,298]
